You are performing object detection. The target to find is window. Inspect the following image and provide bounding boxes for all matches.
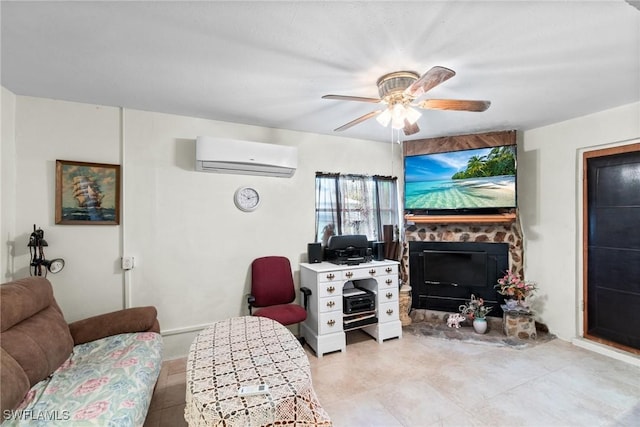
[315,173,399,244]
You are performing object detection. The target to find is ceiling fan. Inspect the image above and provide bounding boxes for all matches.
[322,66,491,136]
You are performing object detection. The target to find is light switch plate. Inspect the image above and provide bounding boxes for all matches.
[122,256,135,270]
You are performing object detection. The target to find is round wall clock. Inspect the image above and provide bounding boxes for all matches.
[234,187,261,212]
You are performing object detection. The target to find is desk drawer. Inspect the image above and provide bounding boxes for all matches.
[319,312,343,334]
[378,301,399,323]
[342,265,391,280]
[381,264,397,275]
[318,271,342,283]
[380,287,398,303]
[319,296,342,313]
[318,282,341,298]
[378,275,398,290]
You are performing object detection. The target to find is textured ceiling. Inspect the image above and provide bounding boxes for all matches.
[2,1,639,143]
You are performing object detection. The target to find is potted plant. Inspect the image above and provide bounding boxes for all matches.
[495,271,537,310]
[458,294,492,334]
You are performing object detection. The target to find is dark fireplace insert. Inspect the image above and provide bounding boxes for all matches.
[409,241,509,317]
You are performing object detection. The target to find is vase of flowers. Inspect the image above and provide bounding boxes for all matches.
[495,271,537,309]
[472,317,488,334]
[458,294,492,334]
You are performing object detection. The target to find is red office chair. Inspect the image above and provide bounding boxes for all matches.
[247,256,311,341]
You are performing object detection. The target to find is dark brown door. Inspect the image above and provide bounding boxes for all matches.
[583,143,640,353]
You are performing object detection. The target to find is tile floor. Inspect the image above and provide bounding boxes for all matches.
[144,329,640,427]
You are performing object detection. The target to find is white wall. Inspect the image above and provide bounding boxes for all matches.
[10,96,124,320]
[2,93,403,359]
[122,109,403,357]
[520,102,640,341]
[1,87,17,281]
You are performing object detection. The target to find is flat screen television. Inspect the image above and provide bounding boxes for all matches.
[404,145,517,214]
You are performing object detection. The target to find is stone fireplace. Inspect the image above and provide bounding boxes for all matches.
[399,130,525,316]
[400,219,525,316]
[408,240,509,315]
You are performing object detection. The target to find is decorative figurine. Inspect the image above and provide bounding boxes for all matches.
[447,313,465,328]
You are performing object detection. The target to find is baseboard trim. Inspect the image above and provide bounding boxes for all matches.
[572,337,640,367]
[161,323,211,337]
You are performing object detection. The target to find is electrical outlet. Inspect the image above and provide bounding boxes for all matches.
[122,256,135,270]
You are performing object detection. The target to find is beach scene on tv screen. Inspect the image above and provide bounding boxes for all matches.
[405,146,516,210]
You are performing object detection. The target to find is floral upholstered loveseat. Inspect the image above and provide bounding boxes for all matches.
[0,277,163,426]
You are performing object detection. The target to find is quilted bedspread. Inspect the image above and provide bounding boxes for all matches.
[2,332,163,427]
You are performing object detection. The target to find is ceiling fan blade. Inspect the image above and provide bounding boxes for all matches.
[404,66,456,98]
[418,99,491,112]
[334,110,383,131]
[403,120,420,136]
[322,94,382,103]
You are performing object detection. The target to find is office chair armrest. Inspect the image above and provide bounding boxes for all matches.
[300,287,312,310]
[247,294,256,315]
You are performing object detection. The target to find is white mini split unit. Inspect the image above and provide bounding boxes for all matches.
[195,136,297,178]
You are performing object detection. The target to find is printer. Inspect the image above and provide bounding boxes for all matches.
[342,287,376,314]
[324,235,372,265]
[343,286,377,330]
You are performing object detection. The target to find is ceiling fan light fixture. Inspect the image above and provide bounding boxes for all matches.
[380,103,421,129]
[405,106,421,125]
[376,108,392,127]
[322,66,489,135]
[391,118,404,129]
[391,104,406,129]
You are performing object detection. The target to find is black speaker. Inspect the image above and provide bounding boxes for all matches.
[307,243,323,263]
[373,241,385,261]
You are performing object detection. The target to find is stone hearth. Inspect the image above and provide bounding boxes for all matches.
[406,309,554,349]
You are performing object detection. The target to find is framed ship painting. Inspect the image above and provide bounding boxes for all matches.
[55,160,121,225]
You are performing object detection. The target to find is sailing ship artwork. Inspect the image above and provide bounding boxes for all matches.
[56,160,120,225]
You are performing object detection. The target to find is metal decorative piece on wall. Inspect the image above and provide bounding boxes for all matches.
[55,160,120,225]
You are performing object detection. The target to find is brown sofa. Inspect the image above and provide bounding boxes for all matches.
[1,277,162,425]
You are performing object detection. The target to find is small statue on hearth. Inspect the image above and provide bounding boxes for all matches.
[447,313,465,328]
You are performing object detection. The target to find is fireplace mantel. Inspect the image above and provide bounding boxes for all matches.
[405,212,516,224]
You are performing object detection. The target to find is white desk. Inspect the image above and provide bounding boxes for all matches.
[300,260,402,357]
[185,316,332,426]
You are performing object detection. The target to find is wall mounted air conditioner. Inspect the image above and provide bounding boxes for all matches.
[195,136,297,178]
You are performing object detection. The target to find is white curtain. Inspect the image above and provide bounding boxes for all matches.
[315,173,398,244]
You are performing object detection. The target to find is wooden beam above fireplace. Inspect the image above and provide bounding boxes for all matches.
[405,212,517,224]
[403,130,516,156]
